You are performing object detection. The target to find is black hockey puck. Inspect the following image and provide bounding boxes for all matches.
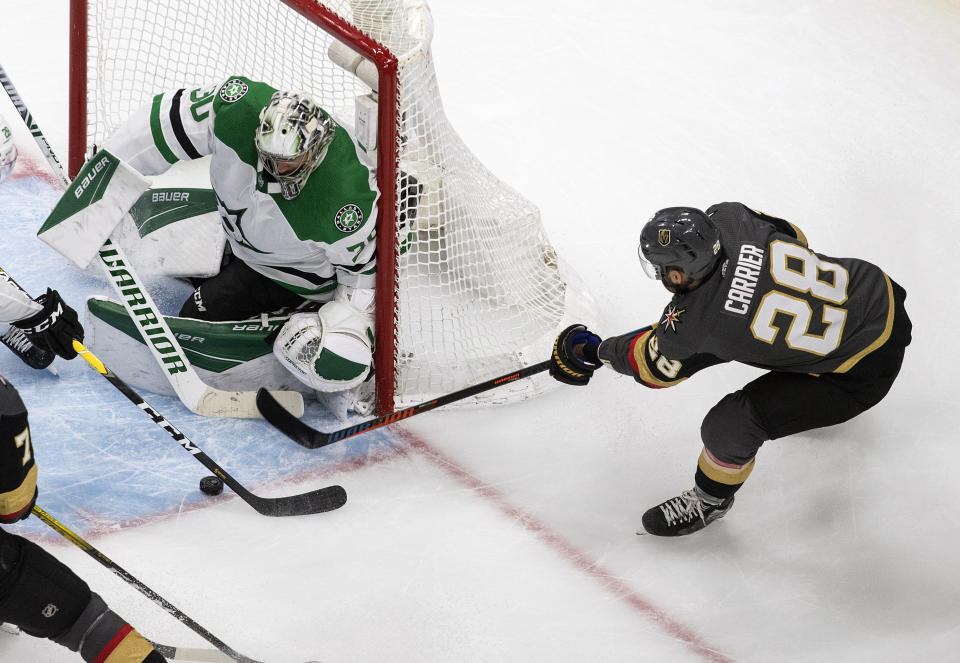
[199,475,224,496]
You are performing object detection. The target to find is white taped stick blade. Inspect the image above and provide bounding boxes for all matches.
[193,387,304,419]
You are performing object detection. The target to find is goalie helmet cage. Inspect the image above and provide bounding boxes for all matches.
[68,0,599,415]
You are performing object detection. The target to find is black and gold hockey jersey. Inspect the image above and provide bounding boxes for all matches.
[0,374,35,523]
[600,202,904,388]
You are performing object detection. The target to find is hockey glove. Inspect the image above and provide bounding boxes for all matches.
[550,324,603,386]
[13,289,84,360]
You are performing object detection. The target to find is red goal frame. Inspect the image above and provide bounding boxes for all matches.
[68,0,401,414]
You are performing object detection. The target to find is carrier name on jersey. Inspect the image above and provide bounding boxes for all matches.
[723,243,765,315]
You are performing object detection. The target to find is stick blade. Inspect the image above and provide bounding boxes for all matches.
[250,484,348,517]
[150,642,239,662]
[256,388,331,449]
[194,388,304,419]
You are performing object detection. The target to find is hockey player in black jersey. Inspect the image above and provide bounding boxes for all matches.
[0,278,167,661]
[550,203,912,537]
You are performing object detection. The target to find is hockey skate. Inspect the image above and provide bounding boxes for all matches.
[0,325,55,370]
[640,488,734,536]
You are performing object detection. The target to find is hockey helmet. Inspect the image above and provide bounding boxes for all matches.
[0,113,18,185]
[638,207,722,282]
[255,90,335,200]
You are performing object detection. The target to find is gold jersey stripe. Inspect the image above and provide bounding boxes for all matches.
[788,222,809,247]
[698,448,755,486]
[630,331,687,388]
[0,464,37,519]
[99,627,156,663]
[834,273,895,374]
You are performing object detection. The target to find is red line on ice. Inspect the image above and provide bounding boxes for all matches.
[393,427,734,663]
[33,422,730,660]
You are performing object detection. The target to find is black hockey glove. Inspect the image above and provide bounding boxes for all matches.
[550,324,603,386]
[13,289,84,360]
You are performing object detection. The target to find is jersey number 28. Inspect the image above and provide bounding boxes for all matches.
[751,241,849,356]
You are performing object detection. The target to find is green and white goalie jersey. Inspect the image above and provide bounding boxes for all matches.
[103,76,379,301]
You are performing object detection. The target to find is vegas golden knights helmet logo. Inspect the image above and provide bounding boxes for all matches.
[658,229,671,246]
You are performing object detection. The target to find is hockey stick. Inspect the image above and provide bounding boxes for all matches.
[32,505,293,663]
[9,622,232,661]
[33,504,316,663]
[95,237,304,419]
[257,360,552,450]
[0,64,65,176]
[0,62,303,419]
[0,264,344,515]
[150,642,247,663]
[73,339,347,517]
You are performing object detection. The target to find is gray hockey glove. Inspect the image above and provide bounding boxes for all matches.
[550,324,602,386]
[13,289,84,360]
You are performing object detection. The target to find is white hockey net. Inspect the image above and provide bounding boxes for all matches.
[73,0,599,412]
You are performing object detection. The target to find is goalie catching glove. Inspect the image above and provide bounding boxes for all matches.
[273,297,374,393]
[13,289,84,360]
[550,324,602,386]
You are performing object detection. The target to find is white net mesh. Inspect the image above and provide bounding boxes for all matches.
[78,0,599,409]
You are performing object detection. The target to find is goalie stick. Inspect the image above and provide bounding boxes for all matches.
[33,506,321,663]
[257,360,552,450]
[0,62,303,419]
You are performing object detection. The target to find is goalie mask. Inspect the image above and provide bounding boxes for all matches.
[638,207,722,283]
[255,91,335,200]
[0,113,18,185]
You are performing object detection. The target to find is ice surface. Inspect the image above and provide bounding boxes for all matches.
[0,1,957,661]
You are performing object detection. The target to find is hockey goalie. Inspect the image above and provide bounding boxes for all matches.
[68,77,381,417]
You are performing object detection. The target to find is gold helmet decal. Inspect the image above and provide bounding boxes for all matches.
[658,229,671,246]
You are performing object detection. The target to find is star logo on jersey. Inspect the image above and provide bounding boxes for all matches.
[216,195,270,254]
[219,79,249,103]
[334,204,364,232]
[661,305,685,333]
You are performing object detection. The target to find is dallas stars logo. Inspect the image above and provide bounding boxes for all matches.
[334,204,364,232]
[661,305,685,333]
[216,195,269,254]
[219,79,249,103]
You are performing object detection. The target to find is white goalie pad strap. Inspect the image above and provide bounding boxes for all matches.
[37,149,150,268]
[333,284,375,314]
[273,301,373,393]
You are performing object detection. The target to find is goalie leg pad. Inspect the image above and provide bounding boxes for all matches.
[273,301,373,393]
